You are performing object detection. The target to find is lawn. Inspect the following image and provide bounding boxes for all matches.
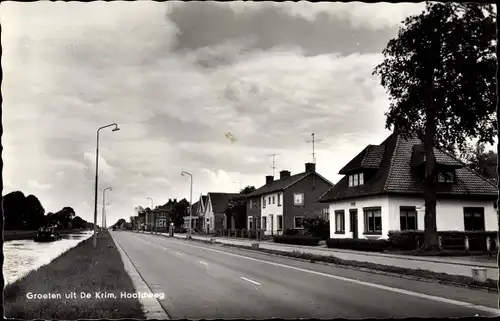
[4,230,146,319]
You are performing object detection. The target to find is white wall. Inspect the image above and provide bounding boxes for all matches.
[329,196,390,239]
[261,192,284,235]
[204,197,214,233]
[388,196,497,232]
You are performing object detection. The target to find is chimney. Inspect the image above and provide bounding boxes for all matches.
[280,170,291,179]
[305,162,316,173]
[266,175,274,185]
[168,198,172,202]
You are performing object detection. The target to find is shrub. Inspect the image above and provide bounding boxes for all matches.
[273,235,321,246]
[388,230,425,250]
[326,238,389,252]
[301,215,330,240]
[283,228,301,236]
[388,230,497,251]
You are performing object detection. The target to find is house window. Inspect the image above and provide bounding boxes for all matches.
[249,199,253,208]
[438,170,455,183]
[262,216,267,230]
[248,217,253,230]
[272,196,275,204]
[263,197,266,209]
[278,193,282,206]
[294,216,304,229]
[268,196,271,204]
[335,210,345,233]
[400,206,418,230]
[277,215,283,230]
[364,207,382,234]
[464,207,485,231]
[322,208,329,221]
[293,193,304,206]
[348,173,364,187]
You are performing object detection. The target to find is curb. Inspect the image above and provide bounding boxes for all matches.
[170,234,497,293]
[110,232,171,320]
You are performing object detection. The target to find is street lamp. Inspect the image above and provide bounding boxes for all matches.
[146,197,154,232]
[102,187,112,230]
[93,122,120,249]
[181,171,193,237]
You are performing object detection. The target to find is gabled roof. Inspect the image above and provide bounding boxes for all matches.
[201,195,208,208]
[207,192,239,213]
[190,201,199,216]
[318,133,498,202]
[248,171,333,198]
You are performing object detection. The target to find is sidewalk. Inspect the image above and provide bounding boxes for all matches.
[170,233,498,281]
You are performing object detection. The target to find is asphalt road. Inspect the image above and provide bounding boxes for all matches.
[112,231,500,319]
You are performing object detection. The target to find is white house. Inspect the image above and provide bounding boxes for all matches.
[318,133,498,239]
[202,192,238,233]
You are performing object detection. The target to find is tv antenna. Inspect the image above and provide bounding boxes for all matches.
[267,153,279,177]
[306,133,323,164]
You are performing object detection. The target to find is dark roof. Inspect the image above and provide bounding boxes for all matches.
[339,145,385,174]
[201,195,208,208]
[319,133,498,202]
[208,192,239,213]
[190,201,199,215]
[248,171,333,198]
[410,144,464,168]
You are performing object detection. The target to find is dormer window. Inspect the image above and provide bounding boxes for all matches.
[348,172,364,187]
[437,170,455,183]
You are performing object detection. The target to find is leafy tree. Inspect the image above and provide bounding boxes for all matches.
[225,186,257,229]
[301,214,330,240]
[52,207,77,229]
[2,191,27,229]
[112,218,127,228]
[71,216,87,229]
[240,186,256,195]
[461,142,497,182]
[25,195,45,229]
[169,199,188,227]
[373,2,496,250]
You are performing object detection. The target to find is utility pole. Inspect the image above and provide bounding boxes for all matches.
[307,133,323,164]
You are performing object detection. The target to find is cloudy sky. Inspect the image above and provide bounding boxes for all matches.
[2,1,430,225]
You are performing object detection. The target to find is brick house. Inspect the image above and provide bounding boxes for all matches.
[318,133,498,239]
[246,162,333,235]
[202,192,239,233]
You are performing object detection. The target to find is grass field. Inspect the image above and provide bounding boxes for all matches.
[4,230,146,319]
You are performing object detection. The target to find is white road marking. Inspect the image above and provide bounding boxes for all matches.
[160,238,500,316]
[241,276,261,286]
[199,260,208,266]
[176,252,183,256]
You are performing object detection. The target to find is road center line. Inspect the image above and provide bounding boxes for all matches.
[176,252,183,256]
[161,237,500,316]
[199,261,208,266]
[240,276,261,286]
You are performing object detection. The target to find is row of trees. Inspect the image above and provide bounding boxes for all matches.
[373,2,496,250]
[2,191,92,230]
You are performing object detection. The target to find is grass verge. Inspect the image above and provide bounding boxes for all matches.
[4,230,146,319]
[179,236,498,291]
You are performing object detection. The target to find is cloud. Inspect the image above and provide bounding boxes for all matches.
[2,1,422,224]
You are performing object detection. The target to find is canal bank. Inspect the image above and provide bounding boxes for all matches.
[4,230,146,319]
[4,229,92,241]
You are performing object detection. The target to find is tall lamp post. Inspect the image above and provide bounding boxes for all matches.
[102,187,112,230]
[93,122,120,249]
[147,197,154,232]
[181,171,193,237]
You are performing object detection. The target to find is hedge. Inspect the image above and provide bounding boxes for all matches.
[273,235,321,246]
[326,238,389,252]
[388,230,498,251]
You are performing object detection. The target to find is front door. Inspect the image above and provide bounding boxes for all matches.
[349,209,358,239]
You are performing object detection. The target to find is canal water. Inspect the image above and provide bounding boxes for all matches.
[3,231,94,285]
